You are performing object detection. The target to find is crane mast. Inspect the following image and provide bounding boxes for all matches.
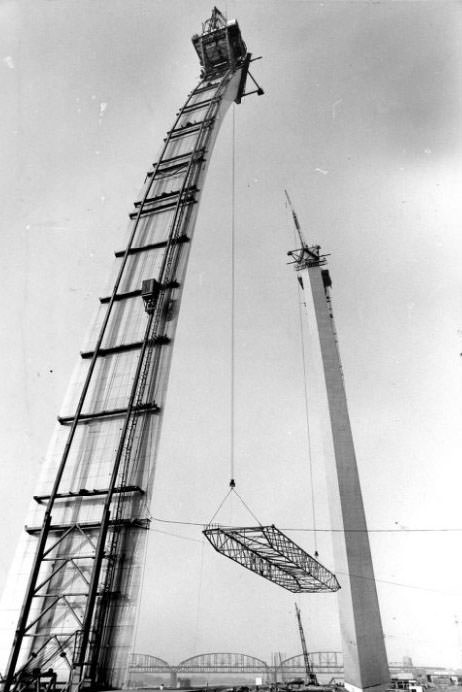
[294,603,318,686]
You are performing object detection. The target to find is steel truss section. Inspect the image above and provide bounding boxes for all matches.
[203,525,340,593]
[1,9,258,692]
[176,652,269,675]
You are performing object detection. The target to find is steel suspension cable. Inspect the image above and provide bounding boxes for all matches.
[230,104,236,484]
[208,106,265,527]
[207,488,233,526]
[232,489,262,526]
[207,104,237,526]
[296,275,318,555]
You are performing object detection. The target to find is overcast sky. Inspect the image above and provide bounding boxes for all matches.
[0,0,462,673]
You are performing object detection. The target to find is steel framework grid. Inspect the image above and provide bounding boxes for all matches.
[0,10,257,692]
[203,525,340,593]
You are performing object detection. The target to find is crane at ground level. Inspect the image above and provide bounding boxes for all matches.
[295,603,318,686]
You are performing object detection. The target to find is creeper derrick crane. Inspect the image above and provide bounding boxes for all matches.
[294,603,318,687]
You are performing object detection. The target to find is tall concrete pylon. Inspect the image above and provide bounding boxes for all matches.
[289,236,390,692]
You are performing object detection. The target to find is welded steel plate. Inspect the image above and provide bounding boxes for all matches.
[203,525,340,593]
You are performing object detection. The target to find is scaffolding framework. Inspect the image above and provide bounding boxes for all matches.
[203,526,340,593]
[0,11,257,692]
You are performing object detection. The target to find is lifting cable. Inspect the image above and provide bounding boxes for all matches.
[207,486,234,526]
[286,194,319,556]
[207,106,262,529]
[232,487,262,525]
[207,483,262,527]
[206,105,237,526]
[296,271,319,555]
[230,103,236,484]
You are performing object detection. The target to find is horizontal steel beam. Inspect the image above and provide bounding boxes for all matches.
[34,485,144,503]
[25,518,150,535]
[58,402,159,425]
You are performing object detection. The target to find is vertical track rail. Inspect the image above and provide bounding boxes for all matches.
[3,69,208,692]
[76,73,230,679]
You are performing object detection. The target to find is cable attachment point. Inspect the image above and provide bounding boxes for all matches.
[229,478,236,489]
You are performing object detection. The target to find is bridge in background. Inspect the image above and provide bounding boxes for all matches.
[129,652,441,686]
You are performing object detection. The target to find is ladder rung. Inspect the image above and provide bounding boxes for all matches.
[57,402,159,426]
[81,341,143,359]
[167,118,213,138]
[99,281,179,305]
[25,518,150,535]
[133,186,197,210]
[192,81,220,94]
[116,240,167,256]
[41,555,95,561]
[34,592,91,597]
[34,485,144,503]
[99,289,140,304]
[129,196,196,219]
[182,97,214,112]
[146,156,204,178]
[114,235,189,258]
[80,336,170,360]
[149,148,205,172]
[134,189,182,209]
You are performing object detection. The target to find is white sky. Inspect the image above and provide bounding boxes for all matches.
[0,0,462,673]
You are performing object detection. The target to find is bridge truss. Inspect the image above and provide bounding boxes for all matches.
[128,651,345,685]
[128,652,443,684]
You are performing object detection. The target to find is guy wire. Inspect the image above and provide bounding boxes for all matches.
[230,104,236,483]
[296,288,318,554]
[287,196,318,554]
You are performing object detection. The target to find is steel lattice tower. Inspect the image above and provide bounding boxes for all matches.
[0,9,260,692]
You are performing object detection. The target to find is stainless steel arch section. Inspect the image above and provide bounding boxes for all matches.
[0,67,246,692]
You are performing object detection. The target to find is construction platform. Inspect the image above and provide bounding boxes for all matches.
[203,525,340,593]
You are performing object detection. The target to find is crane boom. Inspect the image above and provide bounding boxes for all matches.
[285,190,326,268]
[285,189,307,250]
[294,603,318,686]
